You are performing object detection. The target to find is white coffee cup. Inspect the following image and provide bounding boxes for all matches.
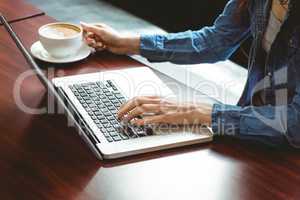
[38,22,83,58]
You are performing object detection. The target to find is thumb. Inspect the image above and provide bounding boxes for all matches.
[80,21,104,36]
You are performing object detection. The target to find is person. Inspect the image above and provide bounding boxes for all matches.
[81,0,300,147]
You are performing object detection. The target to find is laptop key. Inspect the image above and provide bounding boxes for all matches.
[108,106,115,111]
[80,93,88,97]
[111,99,119,104]
[108,95,115,100]
[89,108,97,112]
[115,93,123,99]
[102,131,110,137]
[82,103,88,108]
[107,116,115,121]
[105,124,112,129]
[118,98,126,103]
[89,104,97,108]
[107,127,114,132]
[113,124,122,129]
[94,100,101,105]
[112,135,122,141]
[101,108,109,113]
[97,115,105,120]
[120,133,129,140]
[103,112,112,117]
[97,82,105,88]
[109,131,118,137]
[79,99,86,104]
[85,99,92,104]
[106,136,114,142]
[104,102,113,107]
[100,119,108,124]
[83,96,90,101]
[94,120,101,124]
[93,111,102,116]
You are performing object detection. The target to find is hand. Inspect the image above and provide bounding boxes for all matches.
[117,96,213,126]
[80,22,140,55]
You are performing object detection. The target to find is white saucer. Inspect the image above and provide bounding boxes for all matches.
[30,41,92,63]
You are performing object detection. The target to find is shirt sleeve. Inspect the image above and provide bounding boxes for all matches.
[211,84,300,147]
[140,0,251,64]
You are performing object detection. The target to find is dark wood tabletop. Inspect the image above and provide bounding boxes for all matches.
[0,0,44,24]
[1,5,300,200]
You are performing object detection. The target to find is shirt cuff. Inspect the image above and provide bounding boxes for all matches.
[139,34,165,61]
[211,103,242,136]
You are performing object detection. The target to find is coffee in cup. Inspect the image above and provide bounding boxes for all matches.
[39,22,83,58]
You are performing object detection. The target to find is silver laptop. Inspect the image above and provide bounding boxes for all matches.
[52,67,213,159]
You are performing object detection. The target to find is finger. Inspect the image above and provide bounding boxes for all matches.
[118,97,161,118]
[85,37,104,48]
[84,32,96,39]
[93,23,110,28]
[85,39,96,46]
[94,42,107,51]
[84,34,106,49]
[85,37,96,43]
[118,95,160,109]
[84,31,94,36]
[80,22,105,36]
[131,115,167,126]
[95,46,106,51]
[133,112,189,126]
[81,21,91,33]
[124,104,162,121]
[95,41,104,48]
[85,38,97,47]
[117,96,161,119]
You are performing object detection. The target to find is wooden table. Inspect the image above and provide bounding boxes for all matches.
[1,5,300,200]
[0,0,43,24]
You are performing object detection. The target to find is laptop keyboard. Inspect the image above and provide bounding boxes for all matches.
[69,80,153,143]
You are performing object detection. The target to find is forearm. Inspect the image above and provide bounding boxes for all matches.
[137,0,250,64]
[139,31,222,64]
[120,34,141,55]
[193,103,213,127]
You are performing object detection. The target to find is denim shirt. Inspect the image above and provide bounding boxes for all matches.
[139,0,300,147]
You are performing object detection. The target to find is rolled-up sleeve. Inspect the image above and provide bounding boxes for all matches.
[140,0,251,64]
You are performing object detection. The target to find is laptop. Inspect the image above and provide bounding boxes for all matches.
[1,15,213,160]
[52,67,213,159]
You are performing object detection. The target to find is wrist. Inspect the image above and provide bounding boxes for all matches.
[196,104,213,126]
[120,35,141,55]
[203,107,212,127]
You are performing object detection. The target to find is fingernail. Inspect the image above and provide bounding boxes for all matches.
[87,38,95,42]
[80,21,88,26]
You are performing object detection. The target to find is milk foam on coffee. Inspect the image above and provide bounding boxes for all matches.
[41,24,80,39]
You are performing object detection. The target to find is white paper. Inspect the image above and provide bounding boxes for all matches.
[131,55,248,105]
